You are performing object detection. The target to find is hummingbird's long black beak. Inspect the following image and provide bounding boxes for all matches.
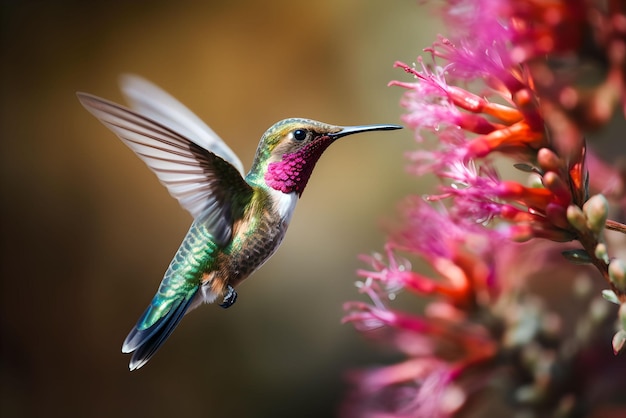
[329,124,403,139]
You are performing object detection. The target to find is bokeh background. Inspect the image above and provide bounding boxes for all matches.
[0,1,441,417]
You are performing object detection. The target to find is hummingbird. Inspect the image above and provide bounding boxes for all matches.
[77,75,402,370]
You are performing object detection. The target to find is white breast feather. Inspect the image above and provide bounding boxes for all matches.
[269,189,298,224]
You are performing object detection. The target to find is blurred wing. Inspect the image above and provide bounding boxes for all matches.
[77,92,253,244]
[119,74,245,176]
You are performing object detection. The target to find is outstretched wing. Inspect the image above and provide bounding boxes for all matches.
[77,92,253,244]
[119,74,245,176]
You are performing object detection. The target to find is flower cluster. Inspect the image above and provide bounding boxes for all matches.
[343,0,626,416]
[342,205,502,417]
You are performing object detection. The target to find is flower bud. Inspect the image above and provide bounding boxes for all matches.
[612,329,626,355]
[566,205,587,232]
[537,148,562,172]
[545,203,569,229]
[608,259,626,293]
[582,194,608,234]
[543,172,572,204]
[594,243,609,264]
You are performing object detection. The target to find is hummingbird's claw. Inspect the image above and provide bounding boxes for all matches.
[219,285,238,308]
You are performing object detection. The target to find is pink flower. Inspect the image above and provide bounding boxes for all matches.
[390,23,587,244]
[343,0,626,416]
[342,204,500,417]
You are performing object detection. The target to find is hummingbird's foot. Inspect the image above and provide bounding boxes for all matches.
[219,285,237,308]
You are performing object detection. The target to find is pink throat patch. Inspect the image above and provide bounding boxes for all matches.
[264,139,331,196]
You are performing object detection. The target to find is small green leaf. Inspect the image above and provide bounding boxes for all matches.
[513,163,539,174]
[602,289,620,305]
[561,249,592,264]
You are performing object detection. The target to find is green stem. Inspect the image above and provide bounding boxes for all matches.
[577,226,625,301]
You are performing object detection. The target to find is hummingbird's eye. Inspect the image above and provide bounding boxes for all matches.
[292,129,307,141]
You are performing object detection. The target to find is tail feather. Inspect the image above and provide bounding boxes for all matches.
[122,288,198,371]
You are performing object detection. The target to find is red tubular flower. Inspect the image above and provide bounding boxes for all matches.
[344,0,626,416]
[391,30,588,243]
[342,205,501,417]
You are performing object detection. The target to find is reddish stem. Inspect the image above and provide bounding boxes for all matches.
[606,219,626,234]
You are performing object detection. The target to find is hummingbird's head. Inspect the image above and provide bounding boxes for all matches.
[248,118,402,197]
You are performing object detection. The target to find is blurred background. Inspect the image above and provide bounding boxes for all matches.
[0,1,441,417]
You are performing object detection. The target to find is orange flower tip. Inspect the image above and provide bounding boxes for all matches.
[497,180,526,198]
[582,194,609,234]
[432,257,468,290]
[487,103,524,124]
[537,148,563,173]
